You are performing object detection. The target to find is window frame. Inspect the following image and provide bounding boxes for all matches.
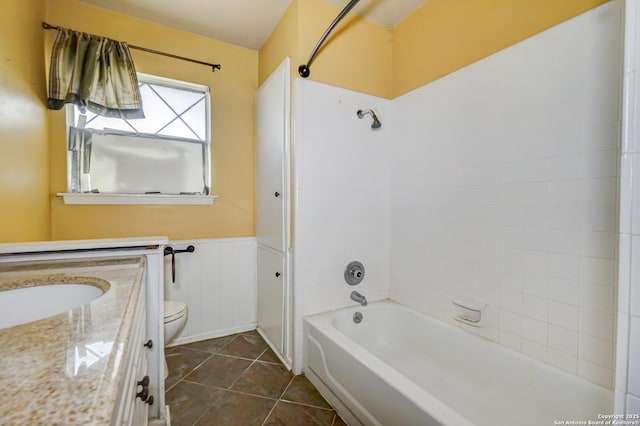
[59,73,215,206]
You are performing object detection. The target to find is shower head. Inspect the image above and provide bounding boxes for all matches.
[357,109,382,130]
[371,114,382,129]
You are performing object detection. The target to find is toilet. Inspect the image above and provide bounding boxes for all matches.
[164,300,187,344]
[163,300,187,377]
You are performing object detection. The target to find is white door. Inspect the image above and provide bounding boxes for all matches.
[256,59,288,252]
[256,57,290,363]
[257,246,284,352]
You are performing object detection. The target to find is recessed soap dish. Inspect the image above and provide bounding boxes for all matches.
[452,296,486,327]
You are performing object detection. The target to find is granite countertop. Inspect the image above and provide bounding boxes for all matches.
[0,256,146,425]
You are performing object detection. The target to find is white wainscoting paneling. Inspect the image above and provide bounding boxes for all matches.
[164,237,257,346]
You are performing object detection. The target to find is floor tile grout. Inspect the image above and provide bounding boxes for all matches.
[227,357,259,390]
[167,351,215,392]
[258,372,297,426]
[259,394,280,426]
[278,374,296,401]
[278,398,336,411]
[165,331,343,426]
[178,376,335,412]
[191,404,211,426]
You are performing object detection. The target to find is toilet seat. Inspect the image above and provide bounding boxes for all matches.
[164,300,187,323]
[163,300,188,378]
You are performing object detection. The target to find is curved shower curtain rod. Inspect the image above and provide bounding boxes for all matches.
[298,0,360,78]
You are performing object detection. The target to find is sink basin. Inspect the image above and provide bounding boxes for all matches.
[0,283,106,329]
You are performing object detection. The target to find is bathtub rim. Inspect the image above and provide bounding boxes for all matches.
[304,300,475,426]
[303,299,613,426]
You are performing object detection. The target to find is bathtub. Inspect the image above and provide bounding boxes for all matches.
[303,300,613,426]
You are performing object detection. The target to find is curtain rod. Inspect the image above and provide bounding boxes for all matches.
[42,22,221,72]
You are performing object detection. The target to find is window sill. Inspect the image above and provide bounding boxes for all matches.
[58,193,217,206]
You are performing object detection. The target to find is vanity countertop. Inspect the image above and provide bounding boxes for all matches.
[0,256,146,425]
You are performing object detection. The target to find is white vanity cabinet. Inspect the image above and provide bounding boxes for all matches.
[0,237,168,425]
[113,281,150,425]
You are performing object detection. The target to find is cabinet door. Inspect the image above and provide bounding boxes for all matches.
[114,283,149,426]
[256,61,288,252]
[257,247,285,353]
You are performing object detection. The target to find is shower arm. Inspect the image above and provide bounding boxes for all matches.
[298,0,360,78]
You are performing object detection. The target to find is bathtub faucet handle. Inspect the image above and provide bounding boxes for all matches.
[350,290,368,307]
[344,261,365,286]
[350,269,363,279]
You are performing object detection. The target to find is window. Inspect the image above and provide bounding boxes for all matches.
[63,73,212,204]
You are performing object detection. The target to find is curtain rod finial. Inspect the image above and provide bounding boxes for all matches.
[298,64,310,78]
[212,64,221,72]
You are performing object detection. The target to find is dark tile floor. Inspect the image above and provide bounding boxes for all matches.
[165,330,348,426]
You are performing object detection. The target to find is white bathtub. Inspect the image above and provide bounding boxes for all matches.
[303,300,613,426]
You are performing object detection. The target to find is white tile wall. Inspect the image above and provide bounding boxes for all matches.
[390,0,622,388]
[289,0,633,394]
[617,0,640,415]
[628,394,640,415]
[629,316,640,396]
[292,78,391,370]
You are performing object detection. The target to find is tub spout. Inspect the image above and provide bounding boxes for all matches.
[350,291,368,306]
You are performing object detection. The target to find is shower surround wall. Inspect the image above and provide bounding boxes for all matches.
[292,78,391,369]
[291,1,621,386]
[390,1,622,388]
[616,0,640,414]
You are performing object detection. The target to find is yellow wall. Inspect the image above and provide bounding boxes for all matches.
[0,0,615,243]
[45,0,258,240]
[0,0,51,242]
[392,0,610,97]
[261,0,606,100]
[259,0,393,99]
[259,1,299,87]
[297,0,392,99]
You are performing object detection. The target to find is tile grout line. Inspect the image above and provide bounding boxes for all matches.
[164,337,235,395]
[194,344,275,426]
[175,339,266,426]
[259,400,278,426]
[277,374,337,412]
[170,334,244,387]
[228,357,260,389]
[179,371,336,412]
[259,374,296,426]
[166,333,339,426]
[225,340,271,389]
[166,336,266,393]
[191,404,212,426]
[278,398,337,411]
[165,351,215,393]
[279,373,297,398]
